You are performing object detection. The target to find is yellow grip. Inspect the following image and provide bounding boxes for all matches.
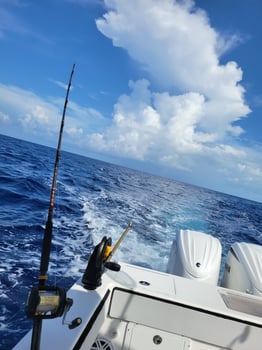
[104,245,112,259]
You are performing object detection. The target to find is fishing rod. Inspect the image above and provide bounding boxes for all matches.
[26,64,76,350]
[105,221,132,262]
[39,63,75,284]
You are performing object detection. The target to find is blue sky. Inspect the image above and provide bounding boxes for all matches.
[0,0,262,203]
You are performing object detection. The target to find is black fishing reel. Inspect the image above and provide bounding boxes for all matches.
[26,285,82,329]
[82,236,120,290]
[26,285,70,319]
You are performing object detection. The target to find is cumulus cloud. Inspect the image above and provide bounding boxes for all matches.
[97,0,244,98]
[0,84,107,143]
[0,84,60,134]
[89,80,206,164]
[88,0,262,199]
[92,0,251,164]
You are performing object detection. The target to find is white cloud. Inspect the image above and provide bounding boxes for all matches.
[96,0,245,99]
[87,79,254,179]
[96,0,250,132]
[0,84,60,134]
[92,0,261,199]
[0,83,108,143]
[50,79,69,90]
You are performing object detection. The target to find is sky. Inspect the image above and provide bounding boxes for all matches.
[0,0,262,203]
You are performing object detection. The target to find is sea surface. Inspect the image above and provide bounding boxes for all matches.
[0,133,262,349]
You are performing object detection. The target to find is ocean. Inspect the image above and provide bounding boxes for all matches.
[0,133,262,349]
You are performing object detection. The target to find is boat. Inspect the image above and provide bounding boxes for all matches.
[14,227,262,349]
[13,66,262,349]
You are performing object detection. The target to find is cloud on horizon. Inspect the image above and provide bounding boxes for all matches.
[0,83,107,142]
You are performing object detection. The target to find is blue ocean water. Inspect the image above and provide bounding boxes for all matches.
[0,133,262,349]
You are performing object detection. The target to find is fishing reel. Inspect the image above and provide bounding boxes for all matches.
[26,285,82,329]
[82,236,120,290]
[26,285,69,319]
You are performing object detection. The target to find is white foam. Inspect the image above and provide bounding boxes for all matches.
[79,194,175,272]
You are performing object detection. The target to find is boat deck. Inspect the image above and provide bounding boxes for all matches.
[14,263,262,350]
